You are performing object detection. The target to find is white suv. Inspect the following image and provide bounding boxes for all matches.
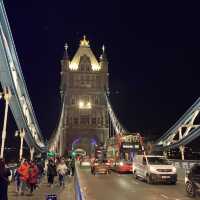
[132,155,177,184]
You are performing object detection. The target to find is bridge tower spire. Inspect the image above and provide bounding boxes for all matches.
[100,44,109,92]
[60,42,70,97]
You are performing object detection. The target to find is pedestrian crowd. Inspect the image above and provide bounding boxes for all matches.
[0,156,75,199]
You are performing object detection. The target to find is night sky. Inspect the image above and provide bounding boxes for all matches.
[1,0,200,146]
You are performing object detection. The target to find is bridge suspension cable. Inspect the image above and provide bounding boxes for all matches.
[48,95,66,154]
[0,1,46,153]
[105,93,128,135]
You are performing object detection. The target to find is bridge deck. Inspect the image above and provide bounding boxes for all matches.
[8,176,74,200]
[77,165,190,200]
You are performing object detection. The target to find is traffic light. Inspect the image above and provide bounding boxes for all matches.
[47,151,55,157]
[71,151,76,157]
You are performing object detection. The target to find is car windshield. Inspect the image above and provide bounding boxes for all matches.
[119,160,132,164]
[147,157,171,165]
[192,165,200,175]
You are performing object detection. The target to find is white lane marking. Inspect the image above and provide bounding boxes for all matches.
[179,198,193,200]
[131,180,139,185]
[161,194,169,199]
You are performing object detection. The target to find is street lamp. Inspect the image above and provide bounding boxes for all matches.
[0,87,12,158]
[15,128,25,160]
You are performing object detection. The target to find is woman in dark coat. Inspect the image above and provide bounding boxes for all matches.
[0,158,11,200]
[47,159,57,187]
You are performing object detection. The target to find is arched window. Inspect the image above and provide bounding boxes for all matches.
[79,55,92,72]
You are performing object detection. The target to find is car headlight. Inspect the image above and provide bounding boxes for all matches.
[119,162,124,166]
[149,166,157,173]
[172,167,176,173]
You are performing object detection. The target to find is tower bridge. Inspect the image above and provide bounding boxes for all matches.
[1,1,200,199]
[0,0,200,161]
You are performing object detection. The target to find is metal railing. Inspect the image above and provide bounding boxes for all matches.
[74,162,86,200]
[170,159,200,169]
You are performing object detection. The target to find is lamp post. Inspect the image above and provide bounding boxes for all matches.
[0,87,12,158]
[15,129,25,160]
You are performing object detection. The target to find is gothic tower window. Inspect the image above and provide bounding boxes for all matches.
[80,115,89,125]
[71,96,75,104]
[92,118,96,125]
[95,95,99,104]
[79,55,92,72]
[74,117,78,125]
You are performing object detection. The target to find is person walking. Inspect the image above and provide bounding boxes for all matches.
[28,161,39,195]
[36,160,44,186]
[0,158,11,200]
[17,159,30,195]
[47,159,57,187]
[57,158,68,187]
[14,162,21,193]
[70,158,75,176]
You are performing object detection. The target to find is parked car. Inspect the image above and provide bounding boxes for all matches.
[132,155,177,184]
[185,164,200,197]
[80,157,91,167]
[91,159,111,175]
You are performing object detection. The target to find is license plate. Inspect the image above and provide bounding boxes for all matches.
[162,176,170,179]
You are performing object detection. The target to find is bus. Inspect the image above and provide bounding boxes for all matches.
[105,133,143,173]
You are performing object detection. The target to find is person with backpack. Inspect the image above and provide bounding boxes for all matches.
[28,160,39,194]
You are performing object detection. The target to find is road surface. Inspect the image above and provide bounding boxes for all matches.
[78,166,200,200]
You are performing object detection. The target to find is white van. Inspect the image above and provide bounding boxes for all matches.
[132,155,177,184]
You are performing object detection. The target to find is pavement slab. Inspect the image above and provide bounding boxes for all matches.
[8,176,75,200]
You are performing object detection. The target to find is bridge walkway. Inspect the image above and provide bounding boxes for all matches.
[8,175,75,200]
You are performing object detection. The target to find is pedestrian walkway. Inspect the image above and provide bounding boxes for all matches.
[8,176,75,200]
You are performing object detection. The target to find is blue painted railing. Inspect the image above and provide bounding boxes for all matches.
[74,163,85,200]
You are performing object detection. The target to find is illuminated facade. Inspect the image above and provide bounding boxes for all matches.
[60,36,109,153]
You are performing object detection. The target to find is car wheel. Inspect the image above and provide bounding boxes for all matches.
[170,181,176,185]
[186,182,195,197]
[146,174,153,184]
[107,170,110,174]
[133,171,138,179]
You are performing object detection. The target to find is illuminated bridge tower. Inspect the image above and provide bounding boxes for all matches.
[60,36,109,154]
